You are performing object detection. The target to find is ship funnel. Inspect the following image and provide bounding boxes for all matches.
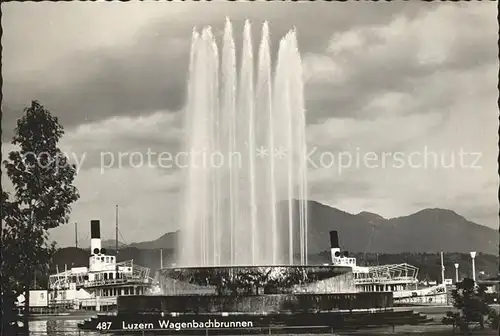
[329,231,339,248]
[90,220,102,255]
[329,230,341,264]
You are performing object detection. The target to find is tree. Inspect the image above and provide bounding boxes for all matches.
[442,278,499,334]
[1,101,80,332]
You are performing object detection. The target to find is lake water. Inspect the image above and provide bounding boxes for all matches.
[29,319,91,336]
[27,318,475,336]
[27,305,500,335]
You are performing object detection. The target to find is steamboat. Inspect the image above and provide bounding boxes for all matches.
[28,219,157,314]
[328,231,448,305]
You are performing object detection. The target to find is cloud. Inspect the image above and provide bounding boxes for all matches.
[61,111,183,171]
[1,111,185,244]
[302,3,497,123]
[2,1,427,140]
[49,166,183,245]
[302,2,498,229]
[307,113,445,151]
[2,1,497,246]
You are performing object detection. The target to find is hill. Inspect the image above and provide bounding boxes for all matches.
[302,202,497,254]
[113,201,497,254]
[128,230,179,250]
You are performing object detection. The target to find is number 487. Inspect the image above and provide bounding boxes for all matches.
[96,322,112,330]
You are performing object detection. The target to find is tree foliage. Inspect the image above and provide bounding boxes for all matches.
[442,278,499,334]
[1,101,80,331]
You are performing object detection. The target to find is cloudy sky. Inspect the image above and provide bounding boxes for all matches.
[2,1,498,247]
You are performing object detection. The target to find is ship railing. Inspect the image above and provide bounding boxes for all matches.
[84,277,153,287]
[362,263,419,280]
[393,284,447,298]
[85,279,127,287]
[355,277,417,283]
[355,277,418,284]
[332,257,357,266]
[51,276,155,289]
[49,272,88,290]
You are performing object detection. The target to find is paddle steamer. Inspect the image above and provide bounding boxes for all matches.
[46,220,156,312]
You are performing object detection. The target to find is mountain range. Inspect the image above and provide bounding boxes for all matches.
[99,201,498,255]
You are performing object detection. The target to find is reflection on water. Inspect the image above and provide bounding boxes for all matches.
[30,320,97,336]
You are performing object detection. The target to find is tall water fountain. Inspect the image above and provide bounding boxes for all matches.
[92,21,393,330]
[179,19,309,267]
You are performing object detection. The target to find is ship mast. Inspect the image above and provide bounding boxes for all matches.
[75,222,78,249]
[440,251,445,285]
[116,205,119,255]
[160,248,163,269]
